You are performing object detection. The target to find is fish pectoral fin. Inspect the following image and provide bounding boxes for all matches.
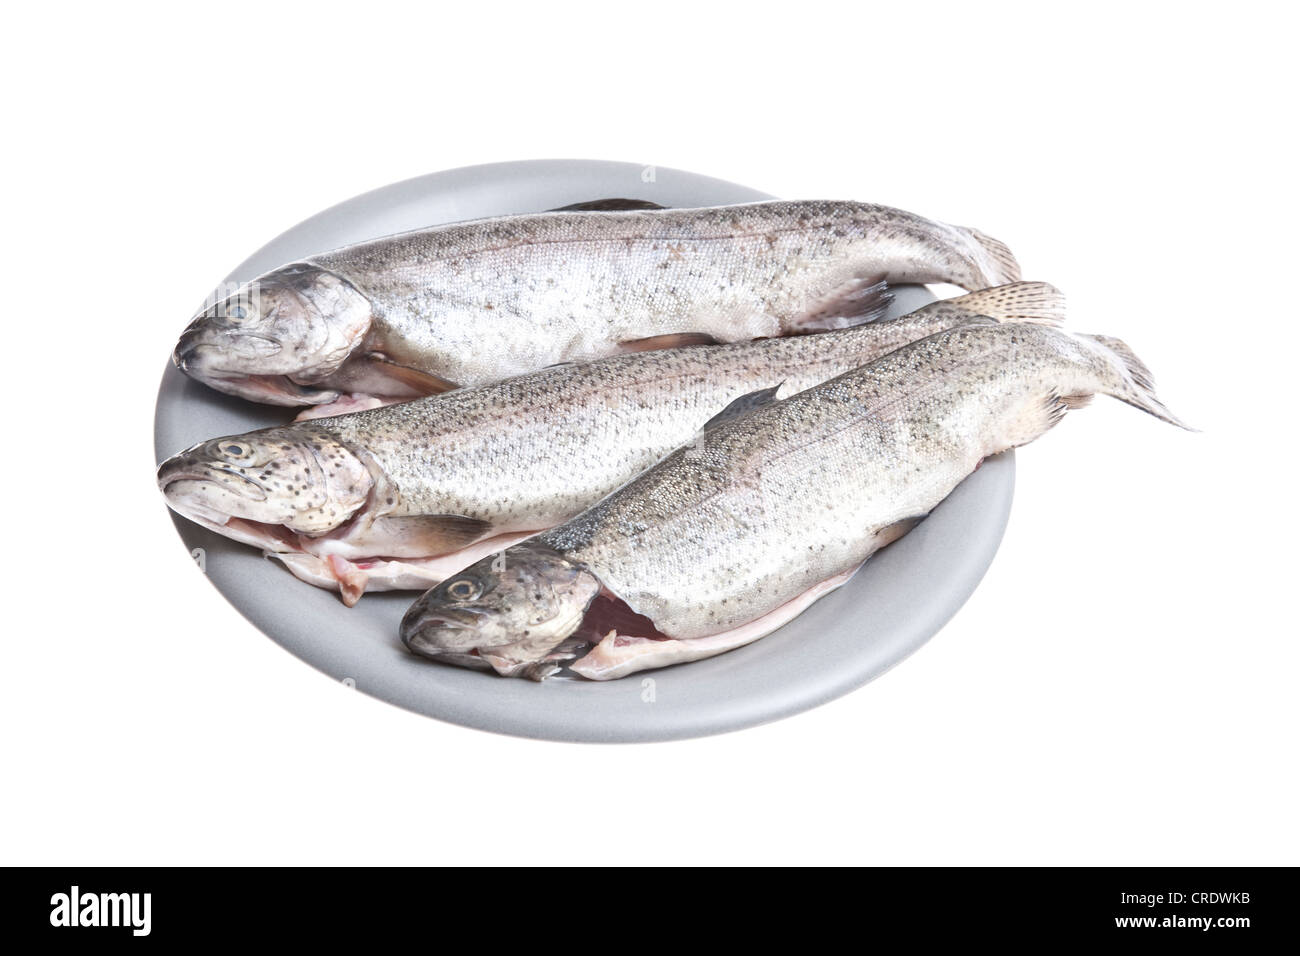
[292,393,397,421]
[326,555,369,607]
[266,551,336,588]
[362,353,459,396]
[568,630,681,681]
[571,625,762,682]
[787,276,893,333]
[701,384,783,430]
[367,514,495,554]
[618,331,719,353]
[548,198,667,212]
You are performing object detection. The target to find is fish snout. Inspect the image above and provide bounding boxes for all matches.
[157,456,270,507]
[172,308,243,373]
[400,603,487,656]
[173,331,285,377]
[171,340,341,406]
[171,328,200,373]
[156,451,208,494]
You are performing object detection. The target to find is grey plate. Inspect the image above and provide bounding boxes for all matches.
[153,159,1014,743]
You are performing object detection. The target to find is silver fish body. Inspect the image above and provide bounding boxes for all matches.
[173,200,1020,405]
[159,284,1057,604]
[402,319,1186,679]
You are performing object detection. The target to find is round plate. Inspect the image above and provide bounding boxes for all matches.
[154,159,1014,742]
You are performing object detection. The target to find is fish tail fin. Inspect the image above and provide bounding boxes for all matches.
[957,226,1022,288]
[1080,333,1195,431]
[941,281,1065,327]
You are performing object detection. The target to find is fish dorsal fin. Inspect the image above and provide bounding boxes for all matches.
[366,513,494,551]
[548,198,668,212]
[702,384,783,430]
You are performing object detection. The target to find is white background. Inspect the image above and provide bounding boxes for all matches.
[2,2,1295,865]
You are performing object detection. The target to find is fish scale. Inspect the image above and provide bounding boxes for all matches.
[398,317,1186,680]
[313,200,1021,387]
[161,284,1061,603]
[174,200,1021,405]
[545,322,1187,646]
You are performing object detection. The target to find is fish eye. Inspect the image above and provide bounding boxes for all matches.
[217,441,252,460]
[221,300,254,324]
[445,577,482,601]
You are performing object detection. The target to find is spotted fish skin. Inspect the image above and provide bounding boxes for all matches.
[173,200,1021,404]
[398,293,1192,679]
[310,292,964,533]
[163,287,1043,557]
[539,322,1186,644]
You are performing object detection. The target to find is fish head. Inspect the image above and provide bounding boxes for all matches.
[401,543,602,679]
[157,427,374,545]
[173,265,373,405]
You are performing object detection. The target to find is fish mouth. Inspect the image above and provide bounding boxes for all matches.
[399,606,489,654]
[413,647,494,672]
[160,495,301,553]
[409,611,483,633]
[172,345,340,406]
[158,465,299,551]
[179,368,341,406]
[404,620,575,680]
[160,467,268,502]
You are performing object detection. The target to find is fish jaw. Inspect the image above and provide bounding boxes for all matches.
[158,477,331,554]
[174,367,342,406]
